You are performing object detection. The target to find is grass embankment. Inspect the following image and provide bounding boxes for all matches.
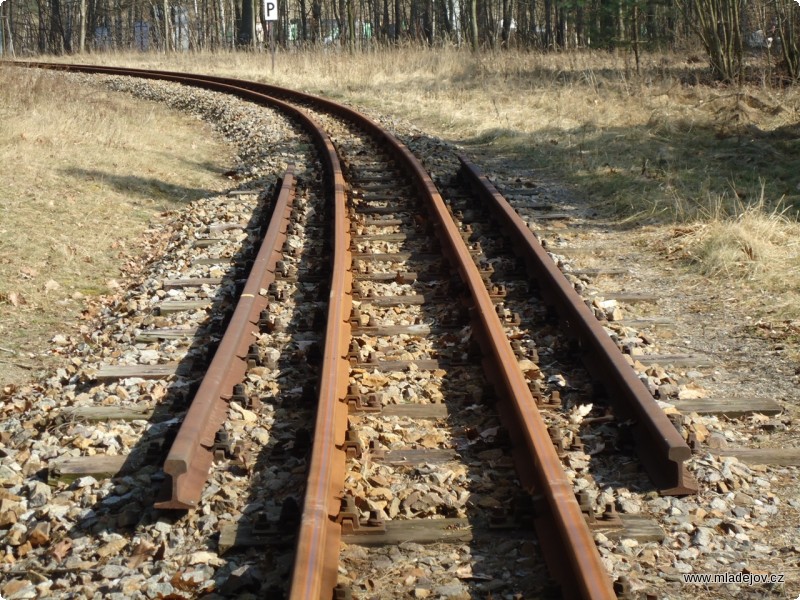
[0,67,233,387]
[60,48,800,320]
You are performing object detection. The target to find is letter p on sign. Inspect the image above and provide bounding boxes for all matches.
[264,0,278,20]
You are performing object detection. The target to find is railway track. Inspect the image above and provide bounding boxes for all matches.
[6,61,763,599]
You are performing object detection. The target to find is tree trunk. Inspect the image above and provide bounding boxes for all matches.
[394,0,400,41]
[347,0,355,48]
[163,0,170,49]
[544,0,552,48]
[237,0,253,46]
[501,0,511,46]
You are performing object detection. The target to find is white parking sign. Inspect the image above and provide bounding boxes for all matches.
[264,0,278,20]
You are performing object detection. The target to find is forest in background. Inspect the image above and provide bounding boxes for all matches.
[0,0,798,82]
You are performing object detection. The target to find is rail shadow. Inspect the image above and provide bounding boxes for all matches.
[60,167,221,207]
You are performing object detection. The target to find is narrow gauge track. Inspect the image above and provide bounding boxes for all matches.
[15,62,695,599]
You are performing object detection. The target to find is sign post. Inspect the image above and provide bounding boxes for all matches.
[264,0,278,74]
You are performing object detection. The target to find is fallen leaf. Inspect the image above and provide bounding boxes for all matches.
[127,540,156,569]
[50,538,72,562]
[96,538,128,558]
[170,570,203,592]
[44,279,61,294]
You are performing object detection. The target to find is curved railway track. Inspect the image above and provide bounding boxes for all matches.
[8,62,700,599]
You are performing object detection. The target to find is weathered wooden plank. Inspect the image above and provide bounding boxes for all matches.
[357,358,441,371]
[48,455,128,484]
[541,245,610,256]
[191,257,233,265]
[226,190,260,196]
[570,268,629,277]
[359,295,426,306]
[58,406,154,422]
[504,198,555,211]
[360,182,410,192]
[362,218,406,226]
[156,300,212,314]
[527,212,573,221]
[614,318,674,328]
[591,515,665,543]
[135,328,201,342]
[353,271,417,283]
[218,518,474,553]
[207,222,248,232]
[381,404,449,419]
[352,174,393,183]
[94,363,188,381]
[219,512,660,553]
[352,233,416,242]
[162,278,223,289]
[344,518,473,546]
[359,193,410,202]
[594,292,660,303]
[376,448,458,465]
[352,252,441,262]
[633,354,714,368]
[353,324,435,336]
[673,397,782,417]
[192,239,223,248]
[714,448,800,466]
[355,206,401,215]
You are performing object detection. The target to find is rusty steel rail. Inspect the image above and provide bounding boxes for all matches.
[155,167,297,509]
[286,94,352,600]
[457,155,697,496]
[18,62,618,598]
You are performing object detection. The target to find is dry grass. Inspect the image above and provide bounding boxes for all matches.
[663,191,800,316]
[59,48,800,211]
[10,47,800,322]
[0,66,233,386]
